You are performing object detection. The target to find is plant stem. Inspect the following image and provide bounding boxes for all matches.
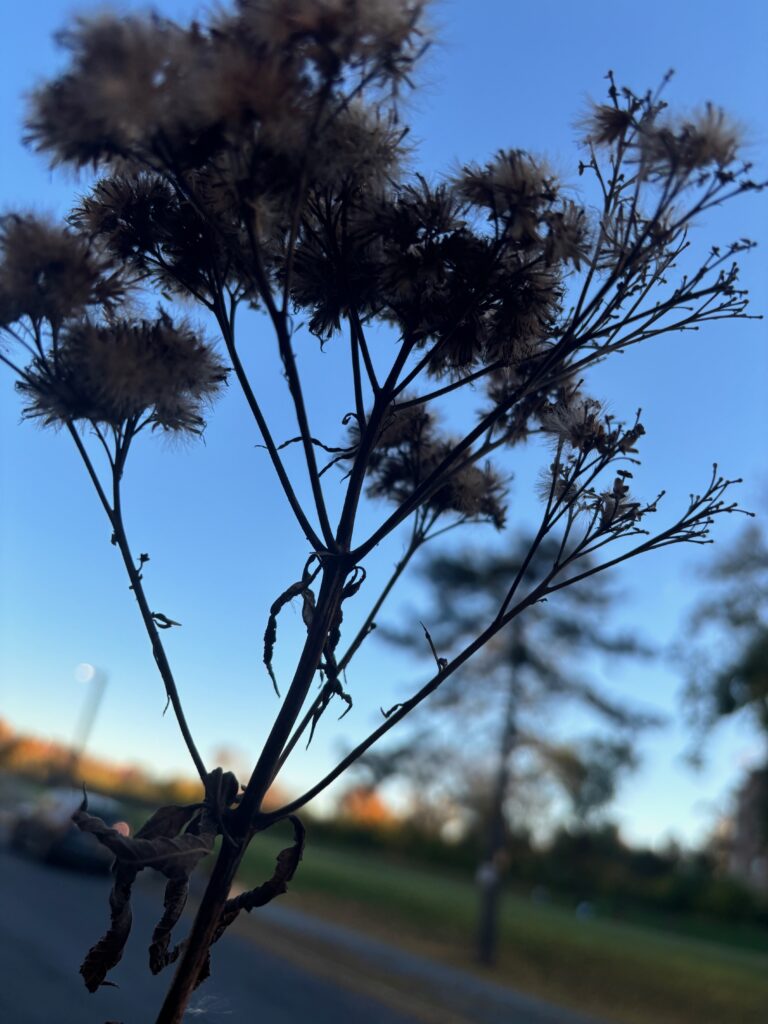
[154,839,244,1024]
[238,563,349,824]
[111,437,208,783]
[337,533,421,672]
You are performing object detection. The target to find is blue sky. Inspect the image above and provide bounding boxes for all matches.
[1,0,767,847]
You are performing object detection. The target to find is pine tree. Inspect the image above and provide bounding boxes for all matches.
[367,536,657,963]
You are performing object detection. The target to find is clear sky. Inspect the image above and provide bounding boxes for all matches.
[1,0,766,848]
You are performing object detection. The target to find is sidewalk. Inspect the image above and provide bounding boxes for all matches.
[238,898,610,1024]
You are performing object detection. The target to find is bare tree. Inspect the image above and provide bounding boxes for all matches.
[0,3,762,1020]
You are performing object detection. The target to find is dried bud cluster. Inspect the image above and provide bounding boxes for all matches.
[583,81,745,180]
[363,404,507,529]
[26,2,426,177]
[0,215,120,327]
[539,393,646,457]
[17,314,227,433]
[598,474,641,529]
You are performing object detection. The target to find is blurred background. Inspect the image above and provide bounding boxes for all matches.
[1,2,767,1023]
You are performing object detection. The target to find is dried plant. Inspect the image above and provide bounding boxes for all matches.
[0,4,763,1021]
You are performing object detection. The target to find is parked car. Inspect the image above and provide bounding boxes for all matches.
[10,787,130,871]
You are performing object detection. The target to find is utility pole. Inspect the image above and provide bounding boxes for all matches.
[68,662,108,782]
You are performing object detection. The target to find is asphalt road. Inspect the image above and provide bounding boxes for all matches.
[0,848,423,1024]
[0,844,609,1024]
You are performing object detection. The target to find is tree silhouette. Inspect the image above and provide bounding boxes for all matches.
[684,523,768,744]
[368,536,658,963]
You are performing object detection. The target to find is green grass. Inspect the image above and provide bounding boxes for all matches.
[238,830,768,1024]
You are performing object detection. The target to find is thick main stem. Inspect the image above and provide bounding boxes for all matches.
[156,565,349,1020]
[238,564,349,824]
[154,840,244,1024]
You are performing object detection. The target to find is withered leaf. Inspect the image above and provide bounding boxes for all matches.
[73,806,216,877]
[152,611,181,629]
[73,791,219,992]
[149,877,189,974]
[134,801,202,841]
[306,676,353,750]
[218,816,305,931]
[326,565,366,656]
[263,562,320,695]
[263,578,309,695]
[300,587,316,628]
[341,566,367,602]
[79,863,136,992]
[185,816,306,992]
[381,701,406,718]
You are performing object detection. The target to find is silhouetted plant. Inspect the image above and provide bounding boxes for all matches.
[0,2,763,1020]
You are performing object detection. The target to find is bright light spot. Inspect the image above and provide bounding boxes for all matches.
[75,662,96,683]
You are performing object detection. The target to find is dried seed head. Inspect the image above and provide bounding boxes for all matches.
[17,314,227,433]
[540,396,606,452]
[535,465,579,507]
[0,214,120,326]
[238,0,429,83]
[581,103,634,146]
[543,202,592,270]
[457,150,558,245]
[364,403,507,528]
[437,460,507,529]
[641,104,742,172]
[26,16,201,167]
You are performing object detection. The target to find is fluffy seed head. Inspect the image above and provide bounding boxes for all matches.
[0,214,120,326]
[17,314,227,433]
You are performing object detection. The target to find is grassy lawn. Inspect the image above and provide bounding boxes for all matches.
[238,829,768,1024]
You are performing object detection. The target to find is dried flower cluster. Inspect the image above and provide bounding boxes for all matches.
[361,403,507,529]
[0,215,120,326]
[1,4,763,1021]
[0,213,226,437]
[17,314,227,433]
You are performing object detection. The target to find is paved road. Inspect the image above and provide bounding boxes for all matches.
[0,847,607,1024]
[252,903,607,1024]
[0,849,422,1024]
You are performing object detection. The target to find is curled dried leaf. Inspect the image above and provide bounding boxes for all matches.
[149,877,189,975]
[73,787,222,992]
[80,863,136,992]
[73,805,216,876]
[263,578,310,695]
[164,816,306,992]
[133,801,203,840]
[326,565,366,657]
[263,561,320,695]
[218,816,305,929]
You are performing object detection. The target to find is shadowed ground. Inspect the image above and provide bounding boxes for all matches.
[0,848,423,1024]
[0,847,606,1023]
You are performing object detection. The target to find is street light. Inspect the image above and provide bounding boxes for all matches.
[69,663,108,781]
